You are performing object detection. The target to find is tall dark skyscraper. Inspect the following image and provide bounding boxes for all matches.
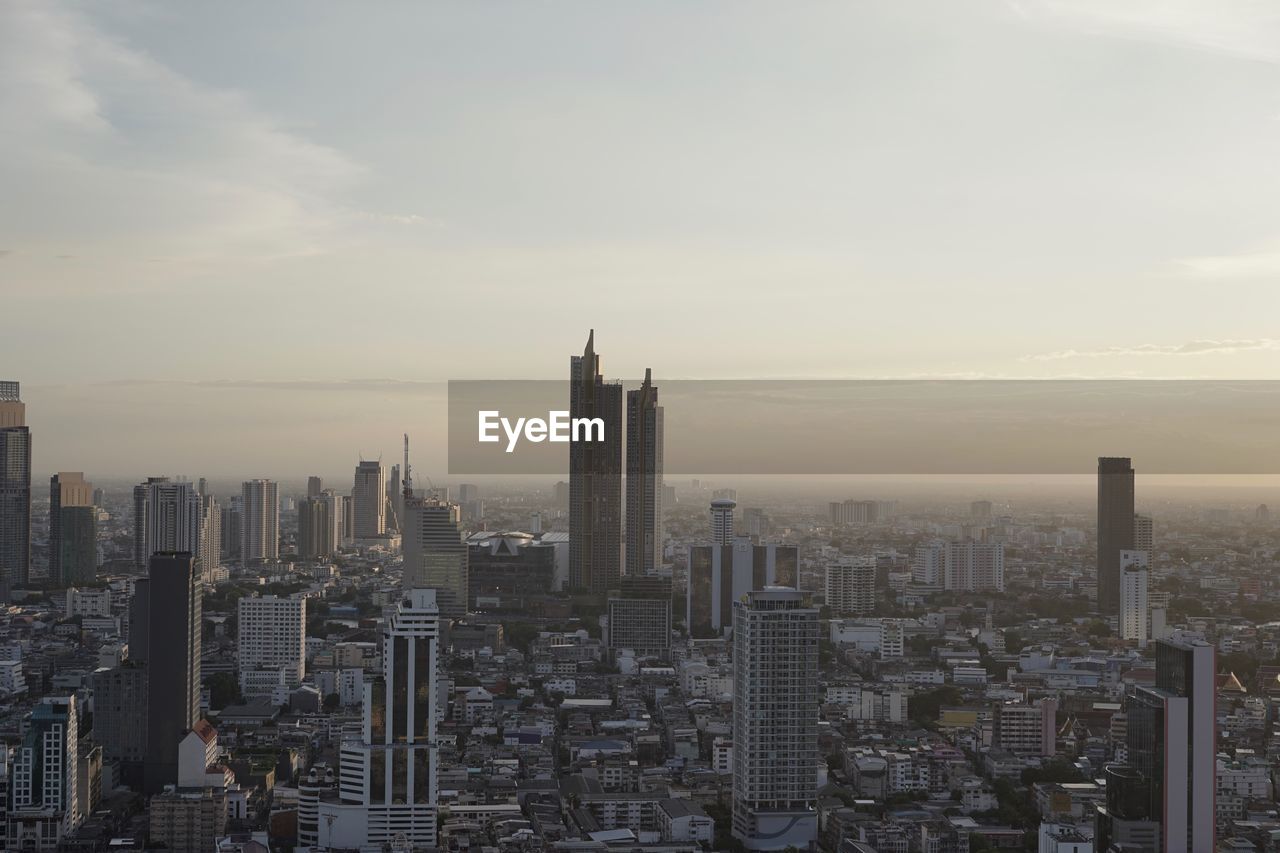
[50,472,93,586]
[0,380,31,599]
[1097,456,1135,614]
[138,551,202,793]
[569,331,622,594]
[624,368,663,577]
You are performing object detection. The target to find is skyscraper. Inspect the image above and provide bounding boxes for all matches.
[687,539,800,637]
[133,478,201,571]
[0,380,31,598]
[569,330,622,594]
[606,575,672,660]
[352,461,386,539]
[402,498,468,618]
[301,589,441,849]
[197,493,221,580]
[1119,549,1149,646]
[240,479,279,565]
[7,697,82,846]
[220,496,242,563]
[297,496,329,560]
[1097,456,1135,614]
[139,552,202,793]
[237,595,306,697]
[387,463,402,533]
[710,498,735,546]
[57,505,98,586]
[732,588,819,850]
[625,368,663,576]
[306,475,323,499]
[49,472,93,584]
[1097,638,1215,853]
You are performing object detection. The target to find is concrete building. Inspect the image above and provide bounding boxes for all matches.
[825,556,876,616]
[1097,457,1135,615]
[710,498,736,546]
[402,499,468,618]
[133,478,201,571]
[6,697,81,850]
[352,460,386,539]
[49,472,93,585]
[300,589,441,849]
[992,699,1057,757]
[239,480,279,565]
[237,595,305,697]
[731,588,819,850]
[624,368,663,576]
[0,380,31,598]
[688,539,800,637]
[149,786,228,853]
[607,575,672,660]
[1119,549,1149,646]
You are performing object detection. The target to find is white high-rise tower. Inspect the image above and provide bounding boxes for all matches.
[240,480,279,565]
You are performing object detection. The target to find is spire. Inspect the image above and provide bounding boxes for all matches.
[584,328,595,358]
[643,367,651,387]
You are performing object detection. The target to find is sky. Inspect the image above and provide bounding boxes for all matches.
[4,0,1280,478]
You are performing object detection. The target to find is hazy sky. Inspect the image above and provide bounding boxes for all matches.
[5,0,1280,477]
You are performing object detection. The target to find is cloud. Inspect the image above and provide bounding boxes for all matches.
[1177,250,1280,278]
[1025,339,1280,361]
[1014,0,1280,63]
[0,1,402,270]
[92,378,446,394]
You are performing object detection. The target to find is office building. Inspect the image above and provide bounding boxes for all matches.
[710,498,735,545]
[1119,550,1149,646]
[238,595,305,697]
[297,496,329,560]
[56,505,97,586]
[387,463,401,533]
[220,497,242,563]
[1096,638,1215,853]
[1097,456,1136,614]
[306,475,323,498]
[624,368,663,576]
[133,478,201,570]
[352,461,386,539]
[731,588,819,850]
[467,531,559,611]
[240,479,279,565]
[138,552,202,793]
[197,493,220,581]
[607,575,672,660]
[0,380,31,598]
[568,330,623,594]
[993,699,1058,756]
[6,697,81,849]
[403,499,468,618]
[91,663,148,782]
[825,557,876,616]
[301,589,441,849]
[49,472,93,584]
[688,539,800,637]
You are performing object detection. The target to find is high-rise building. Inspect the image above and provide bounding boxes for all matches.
[240,479,279,565]
[91,663,148,782]
[825,557,876,616]
[1133,512,1153,561]
[944,541,1005,593]
[322,489,346,552]
[624,368,663,576]
[148,787,228,853]
[7,697,81,848]
[466,531,560,611]
[301,588,441,849]
[352,461,386,539]
[306,475,323,499]
[197,493,220,581]
[568,330,622,594]
[133,478,201,571]
[710,498,736,546]
[56,506,97,587]
[1097,638,1215,853]
[731,588,819,850]
[1119,550,1149,646]
[0,380,31,598]
[1097,457,1136,614]
[238,595,306,697]
[829,499,885,525]
[387,463,402,533]
[458,484,480,504]
[49,473,93,584]
[687,539,800,637]
[297,496,330,560]
[138,552,202,793]
[606,575,672,660]
[220,497,242,563]
[402,499,468,618]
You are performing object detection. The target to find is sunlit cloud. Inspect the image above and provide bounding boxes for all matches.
[1025,339,1280,361]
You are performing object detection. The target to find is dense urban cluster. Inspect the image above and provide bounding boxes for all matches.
[1,348,1278,853]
